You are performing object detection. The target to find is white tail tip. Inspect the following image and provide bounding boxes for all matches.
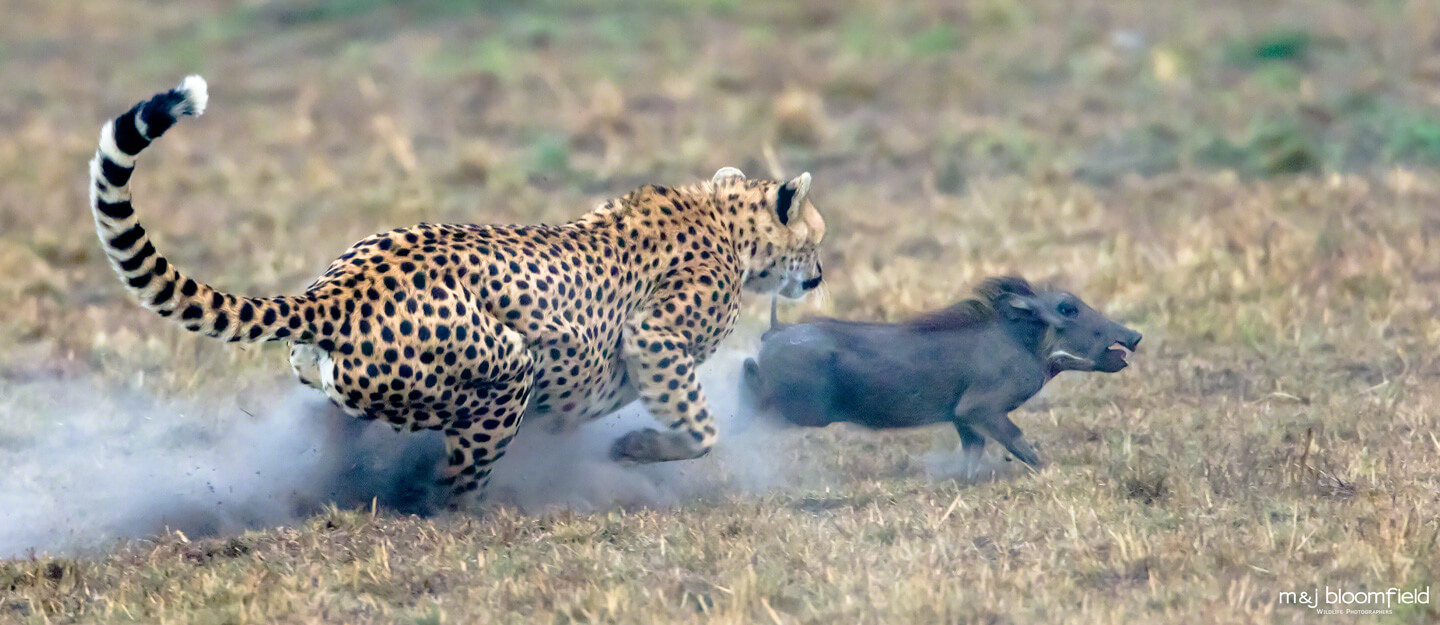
[177,75,208,117]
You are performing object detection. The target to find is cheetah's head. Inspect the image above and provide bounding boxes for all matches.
[713,167,826,300]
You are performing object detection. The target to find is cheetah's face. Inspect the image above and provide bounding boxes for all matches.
[718,169,826,300]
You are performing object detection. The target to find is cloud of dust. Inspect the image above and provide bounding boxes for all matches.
[487,344,804,514]
[0,338,809,558]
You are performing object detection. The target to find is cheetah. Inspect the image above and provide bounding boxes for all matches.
[88,77,826,509]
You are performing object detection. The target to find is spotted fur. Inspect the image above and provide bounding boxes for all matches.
[89,77,827,510]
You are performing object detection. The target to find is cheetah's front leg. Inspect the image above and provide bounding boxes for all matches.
[610,318,719,463]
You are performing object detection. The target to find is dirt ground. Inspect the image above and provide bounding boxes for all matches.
[2,0,1439,622]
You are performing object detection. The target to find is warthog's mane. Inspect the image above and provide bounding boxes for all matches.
[905,276,1039,332]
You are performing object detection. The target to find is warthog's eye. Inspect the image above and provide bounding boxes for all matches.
[1057,301,1079,318]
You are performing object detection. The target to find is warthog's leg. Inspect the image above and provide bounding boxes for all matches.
[747,351,835,428]
[772,385,834,427]
[953,389,1044,470]
[973,415,1042,469]
[742,358,764,403]
[953,423,987,479]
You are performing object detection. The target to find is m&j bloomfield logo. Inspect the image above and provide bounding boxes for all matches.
[1279,586,1430,615]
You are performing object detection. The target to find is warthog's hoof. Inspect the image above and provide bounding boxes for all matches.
[1003,439,1044,469]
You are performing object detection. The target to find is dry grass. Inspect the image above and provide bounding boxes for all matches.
[2,0,1440,622]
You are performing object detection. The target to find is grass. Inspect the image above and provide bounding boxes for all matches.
[2,0,1440,622]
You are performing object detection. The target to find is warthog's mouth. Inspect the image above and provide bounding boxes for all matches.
[1095,341,1135,373]
[1048,335,1139,376]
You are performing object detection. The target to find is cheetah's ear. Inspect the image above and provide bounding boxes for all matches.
[775,172,811,226]
[712,167,746,185]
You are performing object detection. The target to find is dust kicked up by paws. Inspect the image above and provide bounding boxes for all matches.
[0,343,811,558]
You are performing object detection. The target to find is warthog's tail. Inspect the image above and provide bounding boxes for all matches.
[760,295,789,340]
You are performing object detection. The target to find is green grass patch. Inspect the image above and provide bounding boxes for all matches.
[260,0,487,25]
[425,36,519,78]
[1378,109,1440,165]
[910,24,962,56]
[528,133,572,176]
[1225,27,1312,67]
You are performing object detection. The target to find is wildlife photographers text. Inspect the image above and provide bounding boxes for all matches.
[1279,586,1430,613]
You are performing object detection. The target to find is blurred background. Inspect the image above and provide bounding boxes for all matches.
[3,1,1440,385]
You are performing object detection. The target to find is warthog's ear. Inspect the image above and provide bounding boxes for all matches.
[775,172,812,226]
[1002,293,1066,326]
[712,167,745,185]
[999,293,1037,321]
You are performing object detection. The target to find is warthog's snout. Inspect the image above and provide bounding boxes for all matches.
[1095,326,1142,373]
[1122,329,1142,351]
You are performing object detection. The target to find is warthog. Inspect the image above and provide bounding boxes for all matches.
[741,277,1141,473]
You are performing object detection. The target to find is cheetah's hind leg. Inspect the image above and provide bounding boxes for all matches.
[334,308,538,513]
[435,323,537,512]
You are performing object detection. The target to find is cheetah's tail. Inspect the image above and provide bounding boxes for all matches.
[89,76,324,344]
